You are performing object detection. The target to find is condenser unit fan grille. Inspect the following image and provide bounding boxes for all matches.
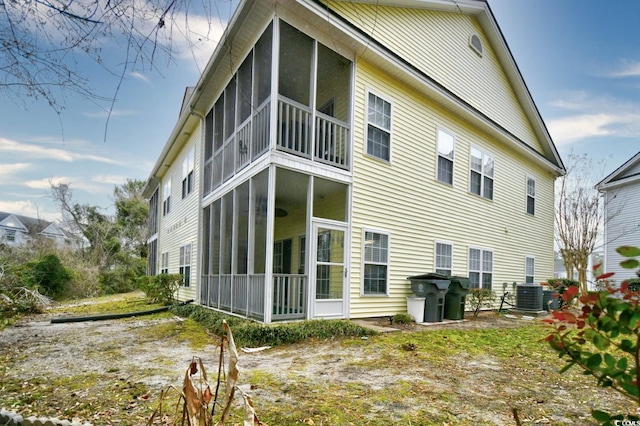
[516,284,543,311]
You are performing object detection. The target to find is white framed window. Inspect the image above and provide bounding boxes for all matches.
[525,256,535,284]
[470,147,494,200]
[435,242,452,276]
[162,178,171,216]
[366,92,391,162]
[437,128,455,185]
[5,229,16,242]
[468,248,493,289]
[526,176,535,215]
[179,244,192,287]
[160,251,169,274]
[182,148,194,199]
[273,240,284,274]
[363,230,390,295]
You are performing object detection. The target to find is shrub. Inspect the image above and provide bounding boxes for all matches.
[170,304,377,348]
[23,254,71,298]
[467,288,495,318]
[393,313,413,325]
[627,278,640,292]
[543,245,640,424]
[139,273,182,305]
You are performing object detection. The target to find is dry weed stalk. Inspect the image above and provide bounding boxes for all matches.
[147,320,263,426]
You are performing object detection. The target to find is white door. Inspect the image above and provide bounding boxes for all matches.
[311,222,348,318]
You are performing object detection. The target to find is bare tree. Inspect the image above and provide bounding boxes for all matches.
[1,0,226,114]
[555,152,606,294]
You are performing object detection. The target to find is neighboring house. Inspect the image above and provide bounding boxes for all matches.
[142,0,565,323]
[0,212,77,249]
[596,151,640,283]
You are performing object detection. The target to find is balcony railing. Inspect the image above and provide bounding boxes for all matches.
[200,273,307,322]
[277,96,349,170]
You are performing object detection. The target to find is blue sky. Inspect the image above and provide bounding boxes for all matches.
[1,0,639,222]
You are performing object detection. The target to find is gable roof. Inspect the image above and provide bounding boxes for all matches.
[596,151,640,191]
[0,211,54,235]
[143,0,565,195]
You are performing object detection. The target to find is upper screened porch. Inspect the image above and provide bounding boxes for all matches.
[202,19,353,197]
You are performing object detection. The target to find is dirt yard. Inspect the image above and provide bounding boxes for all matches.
[0,297,635,425]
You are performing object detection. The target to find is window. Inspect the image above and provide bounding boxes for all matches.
[182,148,194,199]
[160,252,169,274]
[366,92,391,161]
[316,231,332,298]
[526,177,535,215]
[435,242,452,276]
[470,147,494,200]
[363,231,389,295]
[469,34,483,56]
[437,128,455,184]
[162,178,171,216]
[525,256,535,284]
[469,248,493,289]
[179,244,192,287]
[5,229,16,242]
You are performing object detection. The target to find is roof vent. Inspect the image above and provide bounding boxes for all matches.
[469,34,483,56]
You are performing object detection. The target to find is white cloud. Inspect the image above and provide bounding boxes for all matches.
[0,200,61,222]
[606,60,640,78]
[24,176,112,194]
[546,92,640,145]
[0,163,31,181]
[130,71,151,83]
[0,137,120,165]
[92,174,128,185]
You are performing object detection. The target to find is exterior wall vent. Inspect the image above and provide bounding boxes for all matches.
[469,34,483,56]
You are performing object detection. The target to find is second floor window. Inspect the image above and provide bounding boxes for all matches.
[526,177,536,215]
[437,128,455,184]
[182,148,194,199]
[470,147,494,200]
[367,92,391,162]
[162,179,171,216]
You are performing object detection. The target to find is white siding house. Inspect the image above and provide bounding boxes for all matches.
[142,0,565,323]
[0,212,77,249]
[596,152,640,282]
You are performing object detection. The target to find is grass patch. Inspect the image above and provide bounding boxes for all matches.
[49,291,164,316]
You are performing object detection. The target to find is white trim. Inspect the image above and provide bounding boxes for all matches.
[364,88,393,163]
[525,175,536,216]
[468,246,493,289]
[436,126,455,186]
[360,228,391,297]
[525,255,535,284]
[469,145,495,201]
[434,240,454,275]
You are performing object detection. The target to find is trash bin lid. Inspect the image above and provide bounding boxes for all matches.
[407,273,450,281]
[448,276,471,289]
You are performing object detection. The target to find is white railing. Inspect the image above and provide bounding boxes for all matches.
[252,100,270,160]
[236,119,252,172]
[200,274,265,322]
[315,112,349,170]
[277,96,311,158]
[272,274,307,321]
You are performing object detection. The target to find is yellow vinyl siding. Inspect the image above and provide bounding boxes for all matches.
[325,1,542,154]
[349,60,554,318]
[157,129,202,302]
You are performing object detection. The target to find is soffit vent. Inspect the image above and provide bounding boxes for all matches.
[469,33,483,57]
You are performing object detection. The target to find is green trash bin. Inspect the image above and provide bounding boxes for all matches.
[444,276,471,320]
[407,273,450,322]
